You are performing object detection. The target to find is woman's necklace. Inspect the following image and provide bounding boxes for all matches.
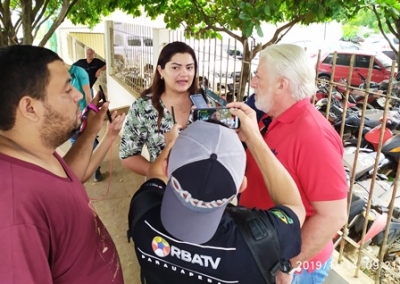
[176,104,190,114]
[162,94,191,114]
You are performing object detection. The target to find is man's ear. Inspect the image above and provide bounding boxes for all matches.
[239,176,247,193]
[276,77,289,93]
[18,96,41,122]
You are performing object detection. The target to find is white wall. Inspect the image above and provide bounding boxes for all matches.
[104,76,135,110]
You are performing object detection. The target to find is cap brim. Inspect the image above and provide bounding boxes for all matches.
[160,182,226,244]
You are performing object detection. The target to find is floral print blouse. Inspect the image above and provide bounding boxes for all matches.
[119,95,193,162]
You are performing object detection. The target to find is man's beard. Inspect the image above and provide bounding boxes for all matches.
[255,92,275,114]
[40,102,81,149]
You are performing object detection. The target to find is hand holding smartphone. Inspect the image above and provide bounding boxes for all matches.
[98,85,112,123]
[193,107,240,129]
[190,94,208,108]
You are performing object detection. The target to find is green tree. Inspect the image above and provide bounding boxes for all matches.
[141,0,355,101]
[0,0,141,47]
[1,0,77,46]
[342,24,359,40]
[370,0,400,65]
[342,0,400,65]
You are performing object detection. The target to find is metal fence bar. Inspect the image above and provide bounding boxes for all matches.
[315,48,400,282]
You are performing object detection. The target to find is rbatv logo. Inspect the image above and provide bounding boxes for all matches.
[152,236,171,257]
[151,236,222,269]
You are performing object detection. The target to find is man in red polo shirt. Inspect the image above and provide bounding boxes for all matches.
[231,43,348,283]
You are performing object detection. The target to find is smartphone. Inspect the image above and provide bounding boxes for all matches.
[190,94,208,108]
[204,88,227,107]
[98,85,112,123]
[193,107,240,129]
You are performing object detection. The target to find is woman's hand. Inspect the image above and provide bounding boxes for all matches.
[164,123,182,148]
[105,111,126,139]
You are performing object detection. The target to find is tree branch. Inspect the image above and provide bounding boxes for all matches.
[386,18,397,38]
[191,0,240,40]
[260,14,307,50]
[372,5,397,52]
[33,13,52,40]
[0,2,5,15]
[196,25,241,42]
[14,18,22,36]
[31,0,45,22]
[32,0,50,30]
[38,0,79,46]
[65,0,79,15]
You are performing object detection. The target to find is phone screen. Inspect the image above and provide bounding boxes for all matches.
[193,108,240,129]
[190,94,208,108]
[98,85,112,123]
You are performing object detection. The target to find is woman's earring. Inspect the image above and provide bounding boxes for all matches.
[160,76,163,80]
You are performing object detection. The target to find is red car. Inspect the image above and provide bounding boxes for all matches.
[317,50,395,86]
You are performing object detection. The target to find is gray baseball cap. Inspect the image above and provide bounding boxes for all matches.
[160,121,246,244]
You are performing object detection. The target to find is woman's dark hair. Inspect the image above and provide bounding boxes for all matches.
[140,41,199,128]
[0,45,62,130]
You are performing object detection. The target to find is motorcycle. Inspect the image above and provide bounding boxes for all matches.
[315,96,387,141]
[342,110,400,150]
[336,73,385,110]
[335,153,400,259]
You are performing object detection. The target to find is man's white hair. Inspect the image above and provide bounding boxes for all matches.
[260,44,316,101]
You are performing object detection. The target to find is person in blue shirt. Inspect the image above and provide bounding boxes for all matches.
[66,64,91,111]
[66,63,102,182]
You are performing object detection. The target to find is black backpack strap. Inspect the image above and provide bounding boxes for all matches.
[127,188,163,243]
[226,205,281,284]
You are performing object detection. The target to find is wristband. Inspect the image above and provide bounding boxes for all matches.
[86,102,99,113]
[79,103,98,134]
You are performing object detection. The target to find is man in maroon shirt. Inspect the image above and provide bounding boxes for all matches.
[0,45,124,283]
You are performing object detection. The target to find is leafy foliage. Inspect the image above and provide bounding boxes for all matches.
[342,0,400,65]
[342,24,359,40]
[140,0,353,100]
[143,0,350,40]
[0,0,142,46]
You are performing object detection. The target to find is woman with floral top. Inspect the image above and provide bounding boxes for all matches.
[119,41,200,176]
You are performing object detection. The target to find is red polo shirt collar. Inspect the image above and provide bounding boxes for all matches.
[259,99,311,131]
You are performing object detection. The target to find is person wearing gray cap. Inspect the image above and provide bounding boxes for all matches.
[128,104,305,284]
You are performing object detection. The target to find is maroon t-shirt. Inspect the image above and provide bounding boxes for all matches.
[0,153,123,283]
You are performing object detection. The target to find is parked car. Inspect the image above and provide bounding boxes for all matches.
[113,28,153,72]
[292,40,360,58]
[200,57,256,99]
[317,49,395,86]
[340,36,365,44]
[207,59,243,98]
[381,49,398,62]
[334,41,362,50]
[361,34,399,51]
